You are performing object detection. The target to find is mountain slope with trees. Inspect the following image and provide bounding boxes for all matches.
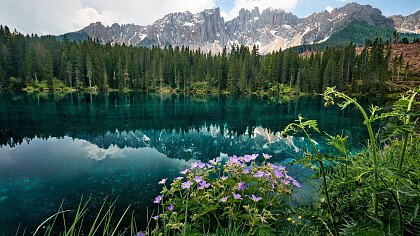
[290,21,420,53]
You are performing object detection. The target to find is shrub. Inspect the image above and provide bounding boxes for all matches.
[292,87,420,236]
[148,154,302,235]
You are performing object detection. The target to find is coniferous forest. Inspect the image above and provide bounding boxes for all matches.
[0,25,405,95]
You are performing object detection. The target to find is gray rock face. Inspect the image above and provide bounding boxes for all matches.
[68,3,415,54]
[82,22,148,45]
[139,8,226,52]
[389,11,420,34]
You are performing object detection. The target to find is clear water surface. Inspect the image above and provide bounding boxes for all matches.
[0,92,383,234]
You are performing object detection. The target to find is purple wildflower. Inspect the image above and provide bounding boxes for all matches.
[191,161,206,169]
[207,164,214,168]
[181,181,193,189]
[250,194,263,202]
[220,196,228,202]
[168,204,174,211]
[242,169,250,174]
[180,169,190,175]
[153,195,163,204]
[229,155,241,165]
[198,180,211,189]
[136,232,145,236]
[270,164,286,171]
[209,158,218,165]
[282,178,291,185]
[237,182,246,191]
[194,175,203,183]
[251,154,259,160]
[220,176,228,181]
[243,155,253,163]
[274,169,284,178]
[292,179,301,188]
[158,178,167,184]
[152,215,160,220]
[263,153,272,159]
[191,162,199,168]
[253,171,264,178]
[232,192,242,200]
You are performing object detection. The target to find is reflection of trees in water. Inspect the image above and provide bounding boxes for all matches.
[0,92,374,151]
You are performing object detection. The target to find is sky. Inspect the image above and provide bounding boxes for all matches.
[1,0,418,35]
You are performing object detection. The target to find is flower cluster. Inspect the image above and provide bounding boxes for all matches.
[150,153,301,234]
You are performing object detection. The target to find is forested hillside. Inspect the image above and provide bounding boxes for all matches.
[290,21,420,53]
[0,25,410,95]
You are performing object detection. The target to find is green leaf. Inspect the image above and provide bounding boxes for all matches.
[353,229,385,236]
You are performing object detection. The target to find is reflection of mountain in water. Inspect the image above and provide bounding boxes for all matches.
[0,92,380,152]
[78,125,313,161]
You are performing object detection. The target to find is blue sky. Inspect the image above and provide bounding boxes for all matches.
[1,0,419,35]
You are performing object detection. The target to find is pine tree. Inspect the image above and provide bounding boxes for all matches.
[101,69,108,92]
[220,47,228,91]
[0,59,5,89]
[66,61,73,87]
[86,54,93,88]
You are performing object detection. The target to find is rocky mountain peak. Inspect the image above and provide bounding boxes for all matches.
[390,10,420,33]
[63,3,418,54]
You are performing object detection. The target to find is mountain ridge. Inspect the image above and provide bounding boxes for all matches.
[61,3,419,54]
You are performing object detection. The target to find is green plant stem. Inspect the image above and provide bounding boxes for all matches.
[398,91,417,170]
[183,197,188,236]
[33,210,73,236]
[338,93,379,216]
[319,160,339,236]
[390,191,404,236]
[377,174,404,236]
[301,127,339,236]
[344,152,348,179]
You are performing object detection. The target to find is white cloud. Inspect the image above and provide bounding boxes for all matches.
[0,0,216,35]
[326,6,334,13]
[221,0,300,21]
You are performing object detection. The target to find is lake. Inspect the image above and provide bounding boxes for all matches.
[0,92,378,234]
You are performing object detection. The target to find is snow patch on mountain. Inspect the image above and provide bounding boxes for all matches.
[66,3,415,54]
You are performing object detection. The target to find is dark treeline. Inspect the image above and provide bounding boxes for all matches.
[0,25,396,94]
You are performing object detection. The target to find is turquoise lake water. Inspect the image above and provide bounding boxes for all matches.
[0,92,383,234]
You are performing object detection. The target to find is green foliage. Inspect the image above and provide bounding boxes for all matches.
[30,155,304,236]
[149,155,301,235]
[8,76,24,90]
[293,87,420,235]
[268,82,296,95]
[23,79,76,93]
[282,115,339,236]
[30,198,133,236]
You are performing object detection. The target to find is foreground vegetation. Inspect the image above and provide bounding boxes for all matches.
[2,25,418,96]
[23,87,418,235]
